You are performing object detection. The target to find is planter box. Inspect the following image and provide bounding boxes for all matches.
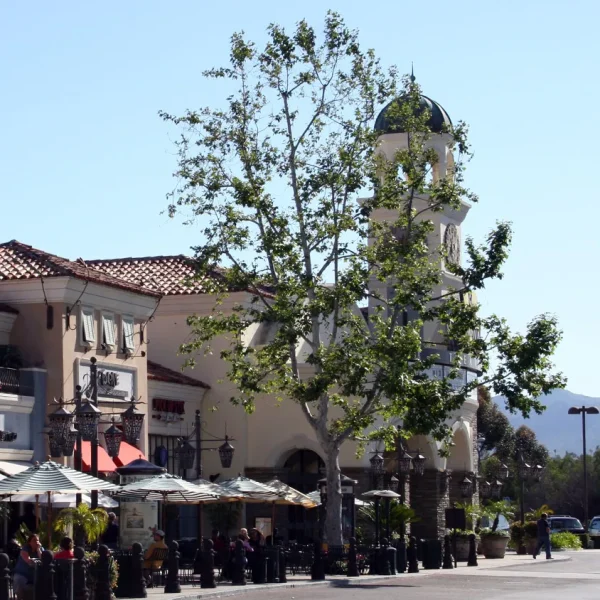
[481,535,509,559]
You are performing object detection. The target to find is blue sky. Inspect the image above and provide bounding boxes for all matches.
[0,1,597,396]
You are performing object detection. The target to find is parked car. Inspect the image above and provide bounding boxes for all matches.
[588,516,600,540]
[547,515,585,535]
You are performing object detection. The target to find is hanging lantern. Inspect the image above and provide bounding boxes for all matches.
[412,450,426,476]
[491,479,503,500]
[76,401,101,441]
[218,436,235,468]
[103,419,123,458]
[479,479,492,499]
[398,449,413,475]
[121,398,144,445]
[48,401,74,448]
[518,460,531,480]
[48,433,63,458]
[532,464,544,482]
[498,463,510,480]
[369,451,385,475]
[177,439,196,470]
[389,475,400,493]
[460,474,473,497]
[62,426,78,457]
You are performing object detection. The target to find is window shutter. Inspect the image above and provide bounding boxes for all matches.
[82,309,95,344]
[102,314,116,346]
[123,317,135,352]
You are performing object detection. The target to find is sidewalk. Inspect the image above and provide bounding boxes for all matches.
[129,552,572,600]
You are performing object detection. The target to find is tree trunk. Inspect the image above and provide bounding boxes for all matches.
[323,443,343,546]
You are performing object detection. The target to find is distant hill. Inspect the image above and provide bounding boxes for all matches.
[494,389,600,456]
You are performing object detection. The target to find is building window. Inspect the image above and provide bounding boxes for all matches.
[101,312,117,353]
[122,316,135,355]
[80,307,95,348]
[149,434,182,476]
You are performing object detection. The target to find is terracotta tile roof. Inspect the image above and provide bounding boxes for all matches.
[87,255,215,296]
[147,360,210,389]
[0,240,161,298]
[87,255,275,298]
[0,304,18,314]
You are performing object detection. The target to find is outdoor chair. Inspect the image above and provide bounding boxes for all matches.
[145,547,169,588]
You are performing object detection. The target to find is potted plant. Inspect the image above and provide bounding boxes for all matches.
[523,521,539,555]
[480,500,514,559]
[451,502,481,560]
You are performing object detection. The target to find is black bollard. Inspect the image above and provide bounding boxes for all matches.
[73,547,90,600]
[165,540,182,593]
[386,541,397,575]
[130,543,147,598]
[266,546,279,583]
[278,547,287,583]
[396,540,407,574]
[467,534,478,567]
[347,537,359,577]
[94,545,112,600]
[35,550,56,600]
[378,538,391,576]
[310,541,325,581]
[442,535,454,570]
[231,539,247,586]
[200,539,217,589]
[407,537,419,574]
[0,554,9,600]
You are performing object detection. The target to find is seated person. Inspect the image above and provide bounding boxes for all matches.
[54,537,74,560]
[13,534,43,600]
[143,529,168,582]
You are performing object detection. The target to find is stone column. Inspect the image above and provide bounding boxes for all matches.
[410,469,451,540]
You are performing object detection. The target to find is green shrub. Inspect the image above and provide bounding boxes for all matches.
[578,533,590,549]
[510,522,524,546]
[551,532,582,550]
[524,521,538,540]
[480,527,509,538]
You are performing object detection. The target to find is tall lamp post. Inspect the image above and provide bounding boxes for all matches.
[516,453,543,524]
[176,409,235,541]
[568,405,599,527]
[48,356,146,509]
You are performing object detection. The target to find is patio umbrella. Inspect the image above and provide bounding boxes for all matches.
[217,475,283,502]
[190,478,243,503]
[264,477,318,535]
[2,492,118,508]
[306,490,367,507]
[0,460,118,546]
[113,473,221,503]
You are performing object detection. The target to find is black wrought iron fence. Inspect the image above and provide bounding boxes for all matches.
[0,368,19,395]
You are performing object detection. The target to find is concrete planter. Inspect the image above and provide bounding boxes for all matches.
[480,535,509,559]
[453,537,471,562]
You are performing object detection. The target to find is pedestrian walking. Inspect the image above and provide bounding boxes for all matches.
[533,512,553,559]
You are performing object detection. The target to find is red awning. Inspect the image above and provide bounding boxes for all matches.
[81,441,117,473]
[113,441,146,467]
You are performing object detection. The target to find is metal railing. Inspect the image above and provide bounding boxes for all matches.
[0,367,19,395]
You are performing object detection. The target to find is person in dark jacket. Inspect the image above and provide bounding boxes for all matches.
[101,512,119,548]
[533,512,552,559]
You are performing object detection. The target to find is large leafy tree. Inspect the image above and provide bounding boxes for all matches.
[162,13,566,544]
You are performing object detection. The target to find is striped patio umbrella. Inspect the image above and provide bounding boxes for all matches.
[190,478,243,503]
[113,473,220,503]
[2,492,118,508]
[0,460,118,546]
[217,475,284,502]
[264,478,318,508]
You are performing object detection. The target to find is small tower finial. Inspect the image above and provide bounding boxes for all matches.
[410,62,415,83]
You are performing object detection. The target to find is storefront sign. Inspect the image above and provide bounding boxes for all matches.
[152,398,185,422]
[77,361,136,402]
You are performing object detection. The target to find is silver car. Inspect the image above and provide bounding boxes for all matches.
[589,516,600,540]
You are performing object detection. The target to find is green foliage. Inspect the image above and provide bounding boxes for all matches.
[482,500,515,532]
[479,527,509,538]
[358,500,418,538]
[86,550,119,589]
[578,533,590,548]
[509,522,524,547]
[523,521,539,540]
[163,11,566,543]
[54,504,109,545]
[453,502,481,531]
[525,504,554,521]
[550,531,582,550]
[15,522,57,551]
[205,502,242,535]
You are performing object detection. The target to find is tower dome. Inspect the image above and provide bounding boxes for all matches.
[374,94,452,135]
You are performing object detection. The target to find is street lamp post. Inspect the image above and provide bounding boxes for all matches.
[516,454,543,524]
[176,409,235,541]
[568,405,599,527]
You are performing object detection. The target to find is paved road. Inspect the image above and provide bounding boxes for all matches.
[178,552,600,600]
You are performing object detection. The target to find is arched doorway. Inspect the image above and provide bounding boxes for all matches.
[284,449,324,543]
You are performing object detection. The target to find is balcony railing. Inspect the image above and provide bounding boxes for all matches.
[0,367,20,395]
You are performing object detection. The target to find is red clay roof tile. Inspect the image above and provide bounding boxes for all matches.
[147,360,210,389]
